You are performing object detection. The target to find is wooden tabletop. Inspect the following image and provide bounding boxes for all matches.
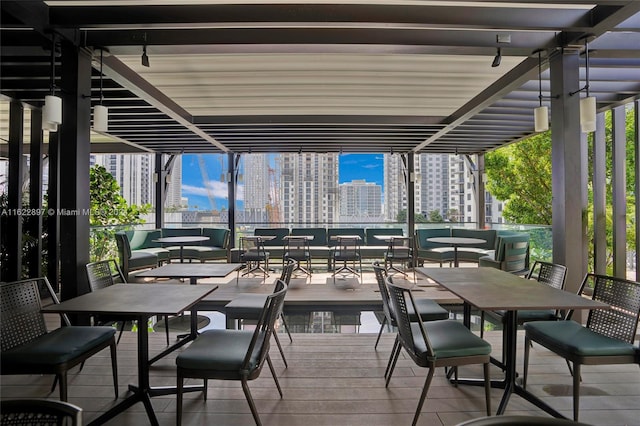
[136,263,243,279]
[417,267,608,311]
[42,283,218,316]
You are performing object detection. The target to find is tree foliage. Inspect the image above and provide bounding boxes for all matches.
[485,132,553,225]
[89,165,151,261]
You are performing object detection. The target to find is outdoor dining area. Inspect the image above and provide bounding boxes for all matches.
[2,251,639,426]
[3,1,640,425]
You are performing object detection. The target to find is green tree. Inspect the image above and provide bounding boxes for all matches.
[396,209,427,223]
[485,132,553,225]
[427,210,444,222]
[89,165,151,261]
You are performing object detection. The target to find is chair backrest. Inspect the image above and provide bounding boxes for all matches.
[495,234,529,272]
[285,236,310,258]
[0,280,48,352]
[579,274,640,344]
[527,261,567,290]
[387,236,412,258]
[242,280,288,372]
[386,276,433,361]
[86,259,127,291]
[372,262,396,327]
[280,259,297,285]
[240,236,267,255]
[1,399,83,426]
[334,236,360,258]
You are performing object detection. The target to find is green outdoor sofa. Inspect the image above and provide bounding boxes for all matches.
[115,227,231,276]
[415,228,529,268]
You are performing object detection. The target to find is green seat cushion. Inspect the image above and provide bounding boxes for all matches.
[1,326,115,367]
[412,320,491,359]
[129,251,158,269]
[225,294,268,319]
[137,247,171,261]
[410,299,449,322]
[176,329,265,372]
[524,320,638,357]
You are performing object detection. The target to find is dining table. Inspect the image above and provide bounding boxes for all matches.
[153,235,210,263]
[416,267,609,418]
[42,283,218,426]
[136,262,243,285]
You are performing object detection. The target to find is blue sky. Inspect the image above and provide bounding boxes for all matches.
[182,153,383,211]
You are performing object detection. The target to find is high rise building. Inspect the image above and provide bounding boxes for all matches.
[94,154,153,206]
[281,153,338,225]
[242,154,271,223]
[165,156,183,209]
[415,154,449,219]
[383,154,406,222]
[338,179,383,222]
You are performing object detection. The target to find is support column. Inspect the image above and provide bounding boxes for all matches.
[634,101,640,281]
[154,153,165,228]
[406,153,415,238]
[228,153,238,249]
[47,129,61,292]
[58,41,92,303]
[549,48,588,295]
[3,100,25,281]
[593,113,607,275]
[28,108,44,278]
[611,106,627,278]
[477,154,486,229]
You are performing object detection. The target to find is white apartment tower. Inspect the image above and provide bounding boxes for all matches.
[383,154,406,222]
[242,154,271,223]
[339,179,383,222]
[165,155,182,209]
[281,153,338,224]
[415,154,449,218]
[94,154,153,206]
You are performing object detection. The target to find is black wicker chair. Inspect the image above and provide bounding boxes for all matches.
[1,399,83,426]
[225,259,296,367]
[523,273,640,421]
[385,277,492,426]
[176,280,288,426]
[0,278,118,402]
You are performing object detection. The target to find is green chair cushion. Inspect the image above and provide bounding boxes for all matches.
[410,299,449,322]
[129,251,158,269]
[412,320,491,359]
[1,326,116,367]
[136,247,171,261]
[176,329,264,372]
[524,320,638,357]
[201,228,230,248]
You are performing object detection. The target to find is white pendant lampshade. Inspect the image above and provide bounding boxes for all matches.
[94,104,109,132]
[42,95,62,127]
[580,96,596,133]
[534,106,549,132]
[42,121,58,132]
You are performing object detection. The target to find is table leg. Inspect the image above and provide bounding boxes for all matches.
[453,245,459,267]
[179,245,184,263]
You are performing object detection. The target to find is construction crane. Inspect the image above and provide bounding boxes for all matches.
[197,154,217,211]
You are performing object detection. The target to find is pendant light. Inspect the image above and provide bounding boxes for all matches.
[570,35,597,133]
[533,50,549,132]
[93,48,108,132]
[42,36,62,131]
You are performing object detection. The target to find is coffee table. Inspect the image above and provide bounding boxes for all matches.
[417,267,608,418]
[42,283,217,426]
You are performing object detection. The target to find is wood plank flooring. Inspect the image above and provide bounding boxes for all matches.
[2,270,639,426]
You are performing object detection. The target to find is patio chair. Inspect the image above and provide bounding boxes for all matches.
[383,236,415,281]
[284,236,312,278]
[238,236,270,283]
[0,278,118,402]
[1,399,83,426]
[176,280,288,426]
[86,259,170,345]
[331,236,362,284]
[479,261,567,342]
[523,273,640,421]
[225,259,297,367]
[385,277,492,426]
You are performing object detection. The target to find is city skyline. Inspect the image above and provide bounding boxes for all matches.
[182,153,383,211]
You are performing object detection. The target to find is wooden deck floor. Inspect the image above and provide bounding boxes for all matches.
[2,269,639,425]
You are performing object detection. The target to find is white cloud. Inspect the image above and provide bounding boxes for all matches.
[182,182,243,200]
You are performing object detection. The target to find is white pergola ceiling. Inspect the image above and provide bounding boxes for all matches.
[1,0,639,154]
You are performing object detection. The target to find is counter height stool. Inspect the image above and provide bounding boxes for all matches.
[238,236,270,283]
[331,236,362,284]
